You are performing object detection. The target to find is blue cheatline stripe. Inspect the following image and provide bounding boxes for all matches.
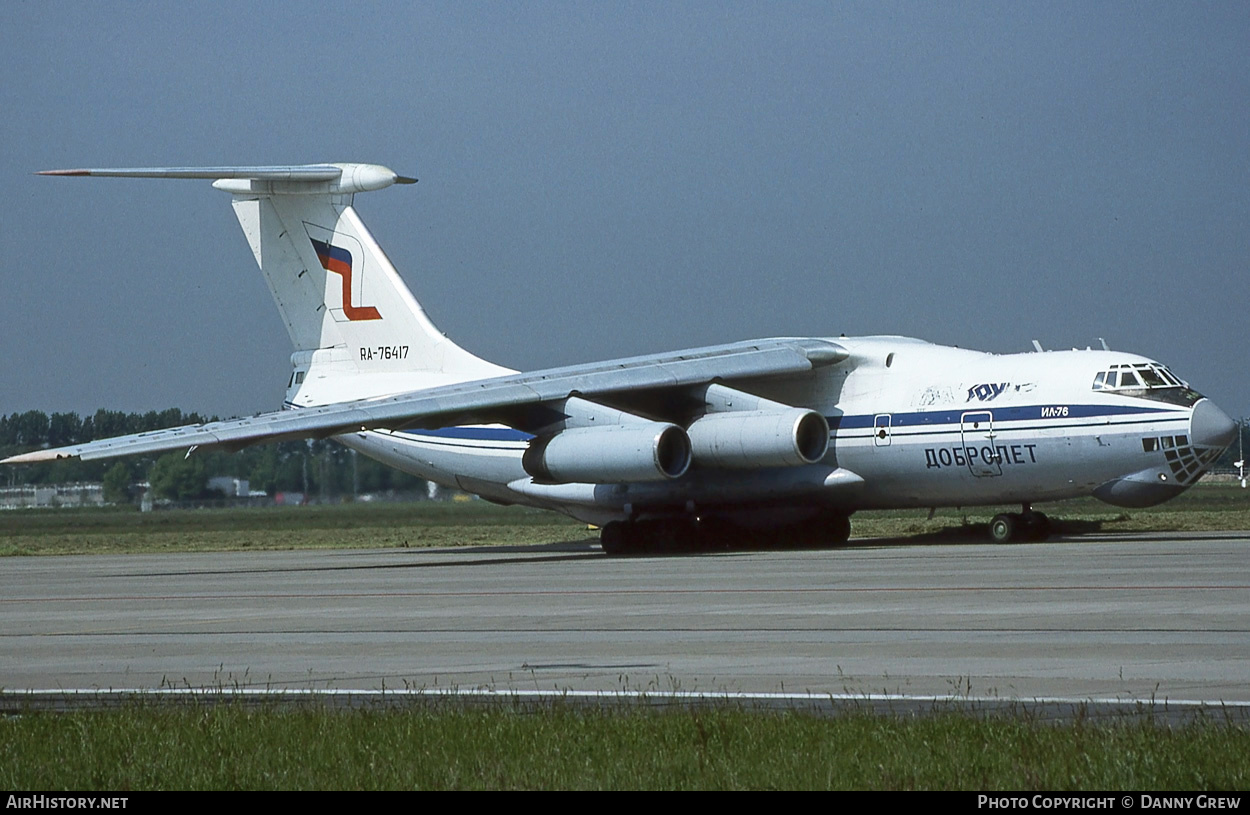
[829,403,1177,430]
[838,416,1189,440]
[845,417,1185,435]
[293,403,1178,443]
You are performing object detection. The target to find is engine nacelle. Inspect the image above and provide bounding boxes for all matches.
[522,423,692,484]
[686,409,829,469]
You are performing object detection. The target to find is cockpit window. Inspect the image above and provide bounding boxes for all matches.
[1091,363,1201,406]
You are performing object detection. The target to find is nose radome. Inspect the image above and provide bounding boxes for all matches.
[1191,399,1237,448]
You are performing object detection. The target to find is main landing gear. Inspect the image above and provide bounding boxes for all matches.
[989,504,1052,544]
[599,519,695,555]
[600,513,853,556]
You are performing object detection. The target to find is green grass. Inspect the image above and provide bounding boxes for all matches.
[0,501,590,556]
[850,484,1250,541]
[2,703,1247,790]
[0,484,1246,557]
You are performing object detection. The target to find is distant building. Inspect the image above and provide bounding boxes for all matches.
[208,476,250,497]
[0,483,104,509]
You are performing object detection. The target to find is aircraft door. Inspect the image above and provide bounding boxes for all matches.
[960,411,1002,477]
[873,414,891,447]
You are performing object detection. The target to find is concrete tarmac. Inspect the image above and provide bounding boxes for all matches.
[3,533,1248,705]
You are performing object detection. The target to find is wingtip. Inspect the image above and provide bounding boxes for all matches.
[37,169,92,176]
[5,453,45,464]
[2,449,78,464]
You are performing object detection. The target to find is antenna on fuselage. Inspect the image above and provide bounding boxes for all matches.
[1099,338,1111,351]
[1031,340,1044,352]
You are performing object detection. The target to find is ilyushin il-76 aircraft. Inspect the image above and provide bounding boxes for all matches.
[6,163,1238,552]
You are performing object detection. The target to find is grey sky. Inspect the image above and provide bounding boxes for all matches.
[2,2,1246,420]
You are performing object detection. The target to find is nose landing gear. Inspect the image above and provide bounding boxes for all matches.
[989,504,1052,544]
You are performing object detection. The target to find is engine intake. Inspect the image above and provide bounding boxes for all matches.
[522,423,692,484]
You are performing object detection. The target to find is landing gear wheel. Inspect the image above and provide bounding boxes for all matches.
[693,519,739,551]
[1013,504,1053,542]
[819,514,852,546]
[989,513,1016,544]
[1023,512,1052,542]
[602,519,702,554]
[600,521,628,555]
[788,513,852,548]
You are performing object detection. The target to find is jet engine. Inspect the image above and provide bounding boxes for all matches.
[522,423,692,483]
[686,409,829,468]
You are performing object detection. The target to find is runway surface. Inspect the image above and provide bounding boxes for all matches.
[3,533,1249,706]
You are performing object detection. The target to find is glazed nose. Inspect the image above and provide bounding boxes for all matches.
[1190,399,1237,449]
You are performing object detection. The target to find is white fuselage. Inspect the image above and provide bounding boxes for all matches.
[328,336,1216,525]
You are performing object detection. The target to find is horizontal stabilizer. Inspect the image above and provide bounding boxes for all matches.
[39,166,344,180]
[37,163,415,194]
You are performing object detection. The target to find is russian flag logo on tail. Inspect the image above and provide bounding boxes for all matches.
[310,237,382,321]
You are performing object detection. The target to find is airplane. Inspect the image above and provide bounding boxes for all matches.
[4,163,1238,552]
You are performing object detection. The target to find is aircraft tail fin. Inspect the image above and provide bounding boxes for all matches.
[42,164,511,405]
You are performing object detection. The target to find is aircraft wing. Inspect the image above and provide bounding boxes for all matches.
[3,338,847,464]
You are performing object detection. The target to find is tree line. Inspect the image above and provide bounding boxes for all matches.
[0,409,425,501]
[2,408,1245,503]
